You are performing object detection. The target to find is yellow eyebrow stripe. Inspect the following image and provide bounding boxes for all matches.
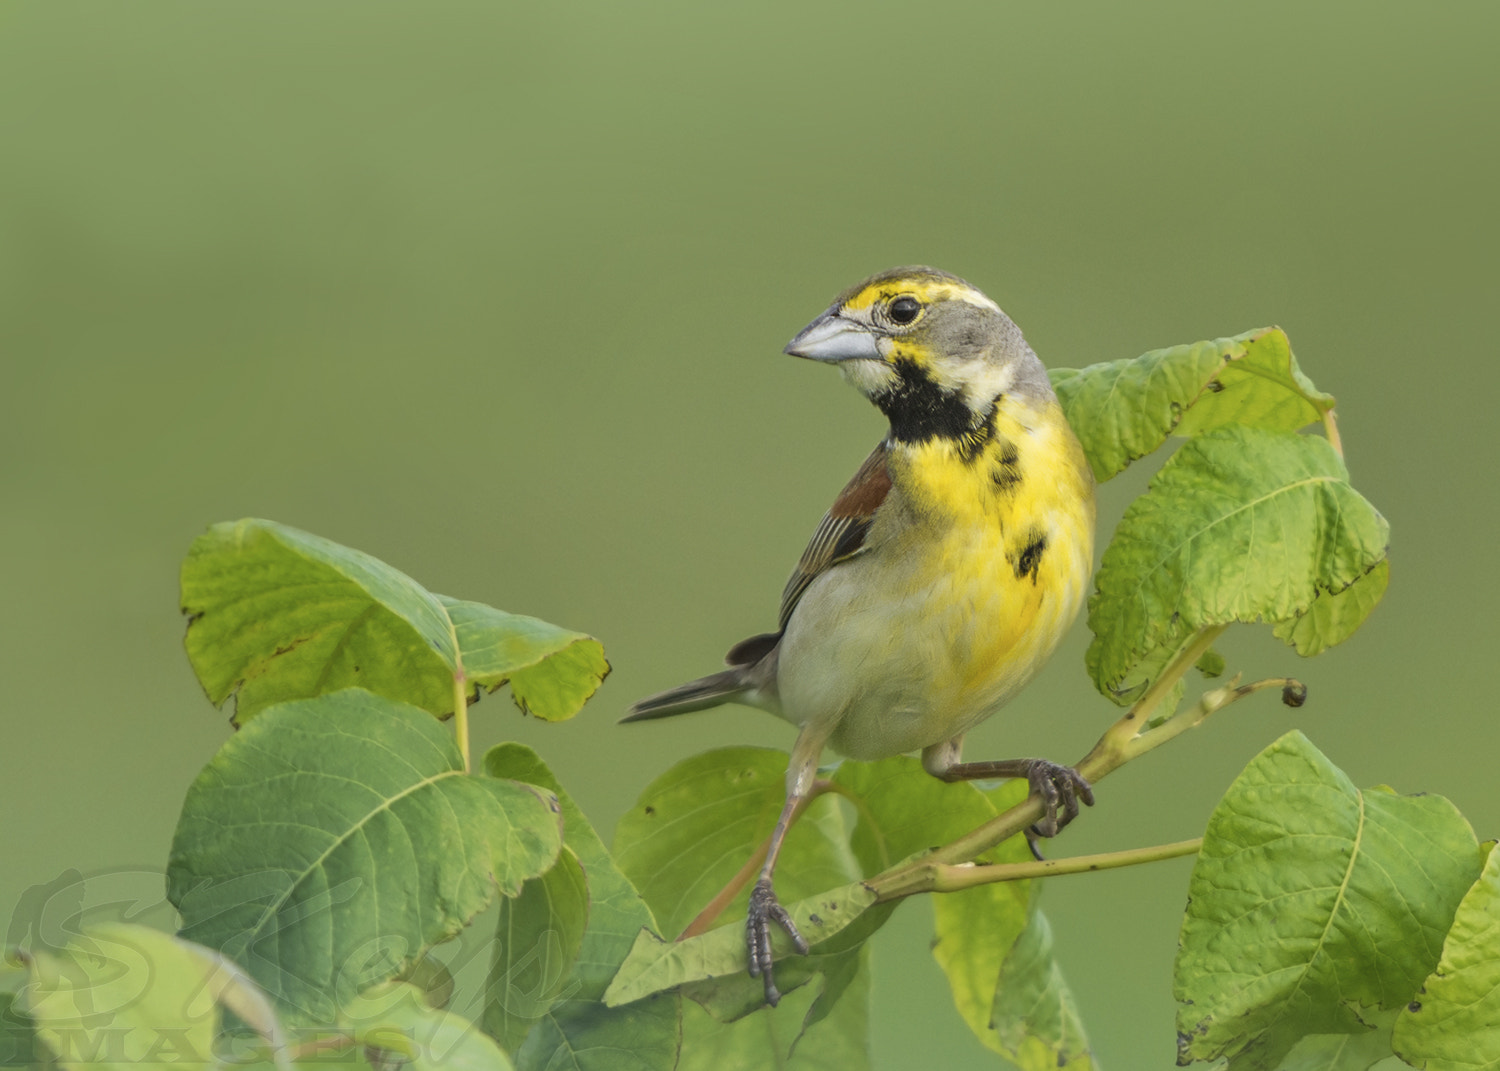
[841,278,1000,314]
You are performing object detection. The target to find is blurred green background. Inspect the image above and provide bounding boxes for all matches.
[3,2,1496,1066]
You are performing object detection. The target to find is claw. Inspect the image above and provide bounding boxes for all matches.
[746,877,809,1007]
[1026,760,1094,841]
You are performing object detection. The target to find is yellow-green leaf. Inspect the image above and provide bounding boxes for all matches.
[1087,427,1389,704]
[17,923,280,1071]
[441,598,608,721]
[1174,732,1482,1070]
[1392,843,1500,1070]
[181,519,607,725]
[1051,327,1334,483]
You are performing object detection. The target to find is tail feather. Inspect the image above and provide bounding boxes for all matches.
[621,669,749,723]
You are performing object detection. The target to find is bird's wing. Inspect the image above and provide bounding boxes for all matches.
[776,441,892,630]
[720,441,891,668]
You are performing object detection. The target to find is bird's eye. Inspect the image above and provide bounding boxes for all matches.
[889,296,921,325]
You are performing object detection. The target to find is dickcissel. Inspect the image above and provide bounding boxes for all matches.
[624,266,1097,1004]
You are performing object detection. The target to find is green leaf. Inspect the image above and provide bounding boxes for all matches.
[602,882,879,1008]
[180,519,607,725]
[1050,327,1334,483]
[609,746,869,1047]
[439,598,608,721]
[1173,329,1334,437]
[483,847,588,1052]
[342,982,514,1071]
[181,519,459,723]
[167,689,563,1025]
[1273,559,1392,657]
[482,744,680,1071]
[1275,1008,1402,1070]
[1392,842,1500,1070]
[1174,732,1483,1070]
[16,923,278,1071]
[510,1000,680,1071]
[1196,647,1227,678]
[989,902,1096,1070]
[673,947,872,1071]
[1087,427,1389,703]
[931,864,1029,1051]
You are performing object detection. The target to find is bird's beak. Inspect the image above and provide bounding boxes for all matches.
[784,310,882,363]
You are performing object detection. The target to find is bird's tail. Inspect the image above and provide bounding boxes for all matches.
[620,669,750,723]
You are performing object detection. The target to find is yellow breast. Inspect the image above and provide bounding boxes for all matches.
[886,398,1095,702]
[776,397,1095,759]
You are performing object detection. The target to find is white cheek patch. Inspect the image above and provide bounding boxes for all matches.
[840,359,899,396]
[960,359,1017,409]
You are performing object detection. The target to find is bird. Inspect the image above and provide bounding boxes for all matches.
[623,266,1097,1006]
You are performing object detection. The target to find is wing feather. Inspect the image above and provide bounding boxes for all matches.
[776,442,892,629]
[719,442,893,666]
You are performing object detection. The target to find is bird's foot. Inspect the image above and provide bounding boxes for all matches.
[1024,759,1095,847]
[746,877,810,1007]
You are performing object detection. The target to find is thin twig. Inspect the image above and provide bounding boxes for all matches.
[871,837,1203,901]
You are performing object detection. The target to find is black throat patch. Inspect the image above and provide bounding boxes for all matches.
[875,357,988,449]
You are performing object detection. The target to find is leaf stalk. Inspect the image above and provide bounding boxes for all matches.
[452,671,470,773]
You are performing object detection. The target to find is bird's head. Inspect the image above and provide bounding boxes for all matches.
[784,266,1052,442]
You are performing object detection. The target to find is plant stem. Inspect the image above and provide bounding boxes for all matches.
[444,608,472,774]
[452,670,470,773]
[1081,624,1228,773]
[1123,673,1298,763]
[870,837,1203,901]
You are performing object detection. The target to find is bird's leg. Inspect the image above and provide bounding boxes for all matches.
[746,794,809,1006]
[921,737,1094,855]
[746,724,825,1006]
